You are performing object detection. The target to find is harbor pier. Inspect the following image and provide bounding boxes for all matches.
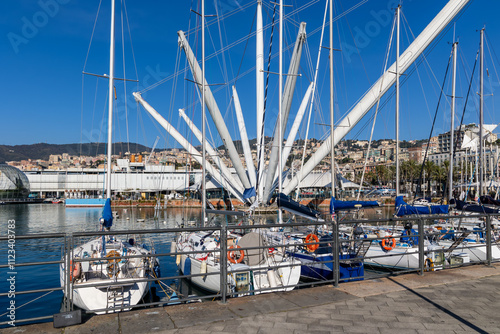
[5,263,500,333]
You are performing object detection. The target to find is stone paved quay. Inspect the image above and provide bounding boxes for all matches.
[6,264,500,334]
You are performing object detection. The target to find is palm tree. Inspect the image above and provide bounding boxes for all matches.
[435,162,449,197]
[401,160,418,195]
[423,161,437,197]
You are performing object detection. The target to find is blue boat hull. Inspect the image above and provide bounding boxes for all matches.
[290,252,364,282]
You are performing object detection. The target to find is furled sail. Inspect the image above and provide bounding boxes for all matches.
[329,197,379,213]
[395,196,448,216]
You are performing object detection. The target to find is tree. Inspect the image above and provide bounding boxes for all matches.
[423,161,437,196]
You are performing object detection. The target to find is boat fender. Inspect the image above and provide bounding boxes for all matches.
[91,250,98,265]
[184,257,191,276]
[176,254,181,266]
[170,241,177,254]
[381,237,396,251]
[128,238,135,246]
[153,259,161,283]
[200,260,207,274]
[267,269,277,288]
[305,234,320,252]
[70,260,81,281]
[228,245,245,264]
[120,248,128,263]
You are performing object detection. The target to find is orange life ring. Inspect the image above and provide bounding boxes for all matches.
[381,237,396,251]
[305,234,319,252]
[70,260,81,280]
[227,245,244,264]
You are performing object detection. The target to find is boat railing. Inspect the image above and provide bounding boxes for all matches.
[1,213,499,327]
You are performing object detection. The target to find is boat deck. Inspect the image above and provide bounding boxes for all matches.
[7,263,500,333]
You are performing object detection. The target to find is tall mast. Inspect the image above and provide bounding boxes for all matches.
[278,0,283,223]
[329,0,335,199]
[256,0,264,202]
[106,0,115,200]
[201,0,206,224]
[395,5,400,197]
[479,28,484,197]
[449,41,458,200]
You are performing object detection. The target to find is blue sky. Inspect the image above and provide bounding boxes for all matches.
[1,0,499,150]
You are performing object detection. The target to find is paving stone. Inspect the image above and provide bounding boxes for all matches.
[342,325,381,333]
[272,321,307,331]
[120,308,174,334]
[362,315,398,323]
[388,321,426,330]
[227,293,297,318]
[64,313,119,334]
[2,321,62,334]
[379,329,418,334]
[339,309,372,316]
[306,324,344,332]
[317,319,354,327]
[165,302,235,328]
[395,315,437,324]
[256,327,293,334]
[416,330,462,334]
[423,322,477,331]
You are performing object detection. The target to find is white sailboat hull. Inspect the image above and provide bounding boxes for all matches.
[365,243,422,269]
[439,240,500,262]
[60,237,153,314]
[177,232,301,294]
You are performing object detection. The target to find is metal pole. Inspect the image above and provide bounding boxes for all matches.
[106,0,115,199]
[64,234,70,312]
[486,215,492,265]
[449,41,457,201]
[329,0,335,199]
[220,224,227,303]
[201,0,206,226]
[333,216,339,287]
[278,0,283,223]
[395,5,401,197]
[418,218,425,276]
[479,28,484,197]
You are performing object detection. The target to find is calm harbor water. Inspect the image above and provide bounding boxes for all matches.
[0,203,393,327]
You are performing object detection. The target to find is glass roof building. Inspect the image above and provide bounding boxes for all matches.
[0,164,30,201]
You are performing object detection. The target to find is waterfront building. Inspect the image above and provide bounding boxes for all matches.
[0,164,30,202]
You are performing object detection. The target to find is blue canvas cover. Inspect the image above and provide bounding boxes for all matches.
[395,196,448,216]
[243,187,256,200]
[329,197,379,214]
[276,193,321,220]
[101,198,113,228]
[452,198,500,214]
[480,196,500,207]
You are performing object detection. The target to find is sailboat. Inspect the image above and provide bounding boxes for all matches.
[172,0,300,296]
[59,0,157,314]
